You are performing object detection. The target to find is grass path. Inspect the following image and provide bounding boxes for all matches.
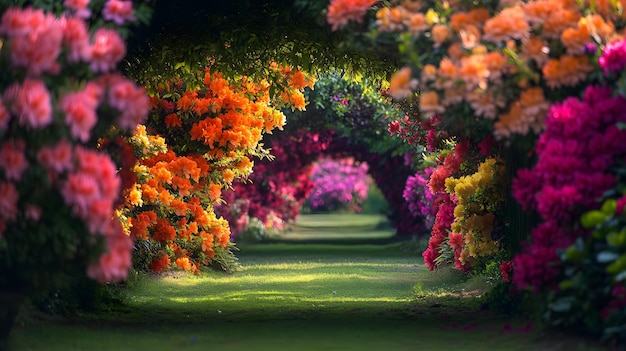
[8,214,607,350]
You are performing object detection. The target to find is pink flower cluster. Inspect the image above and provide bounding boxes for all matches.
[598,38,626,76]
[422,193,456,270]
[0,3,147,284]
[0,4,131,76]
[327,0,378,31]
[403,167,437,228]
[512,85,626,290]
[308,157,371,212]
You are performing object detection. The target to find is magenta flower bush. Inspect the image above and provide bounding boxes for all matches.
[512,85,626,291]
[403,167,436,229]
[307,157,371,213]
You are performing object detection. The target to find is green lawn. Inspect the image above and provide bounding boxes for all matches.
[7,214,609,351]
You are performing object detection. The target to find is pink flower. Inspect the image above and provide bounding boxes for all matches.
[62,171,100,216]
[86,198,115,234]
[87,221,133,282]
[37,139,74,174]
[422,247,437,271]
[11,79,53,129]
[448,232,464,251]
[326,0,378,31]
[103,74,149,130]
[536,185,582,221]
[60,87,99,142]
[62,16,91,62]
[512,247,560,291]
[0,181,19,221]
[0,7,45,37]
[75,147,120,198]
[89,28,126,73]
[102,0,136,25]
[0,99,10,130]
[64,0,92,19]
[5,9,63,75]
[25,204,42,222]
[0,139,28,181]
[599,39,626,76]
[617,195,626,215]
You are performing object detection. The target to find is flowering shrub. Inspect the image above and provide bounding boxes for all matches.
[402,167,436,228]
[444,157,506,272]
[0,2,150,292]
[512,84,626,291]
[307,157,371,213]
[121,64,315,273]
[219,129,333,237]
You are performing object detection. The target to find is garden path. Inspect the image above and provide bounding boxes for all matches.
[8,214,605,351]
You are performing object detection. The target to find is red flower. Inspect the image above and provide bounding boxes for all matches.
[500,260,513,282]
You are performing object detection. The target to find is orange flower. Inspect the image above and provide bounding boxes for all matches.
[458,55,489,90]
[541,9,580,39]
[431,24,451,47]
[524,0,563,28]
[140,183,158,202]
[466,87,505,120]
[389,66,418,100]
[561,25,590,55]
[405,12,428,35]
[127,186,142,206]
[482,6,529,43]
[208,182,221,202]
[153,218,176,242]
[148,254,170,273]
[521,37,549,67]
[542,55,593,89]
[376,6,408,32]
[165,113,182,128]
[176,91,196,112]
[494,88,549,139]
[436,58,458,89]
[200,231,215,254]
[459,24,481,49]
[175,257,193,271]
[446,42,466,61]
[579,14,615,41]
[485,52,509,81]
[421,64,437,82]
[419,90,445,118]
[222,169,235,183]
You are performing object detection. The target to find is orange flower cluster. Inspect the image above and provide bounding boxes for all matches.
[380,0,624,140]
[121,64,315,274]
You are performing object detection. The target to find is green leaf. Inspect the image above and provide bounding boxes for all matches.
[564,246,583,262]
[606,255,626,274]
[580,210,607,229]
[606,230,626,248]
[559,280,573,289]
[601,199,617,215]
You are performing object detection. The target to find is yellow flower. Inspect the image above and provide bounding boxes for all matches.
[425,8,439,25]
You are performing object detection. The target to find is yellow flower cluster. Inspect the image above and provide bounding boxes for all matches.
[129,125,167,157]
[445,157,505,266]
